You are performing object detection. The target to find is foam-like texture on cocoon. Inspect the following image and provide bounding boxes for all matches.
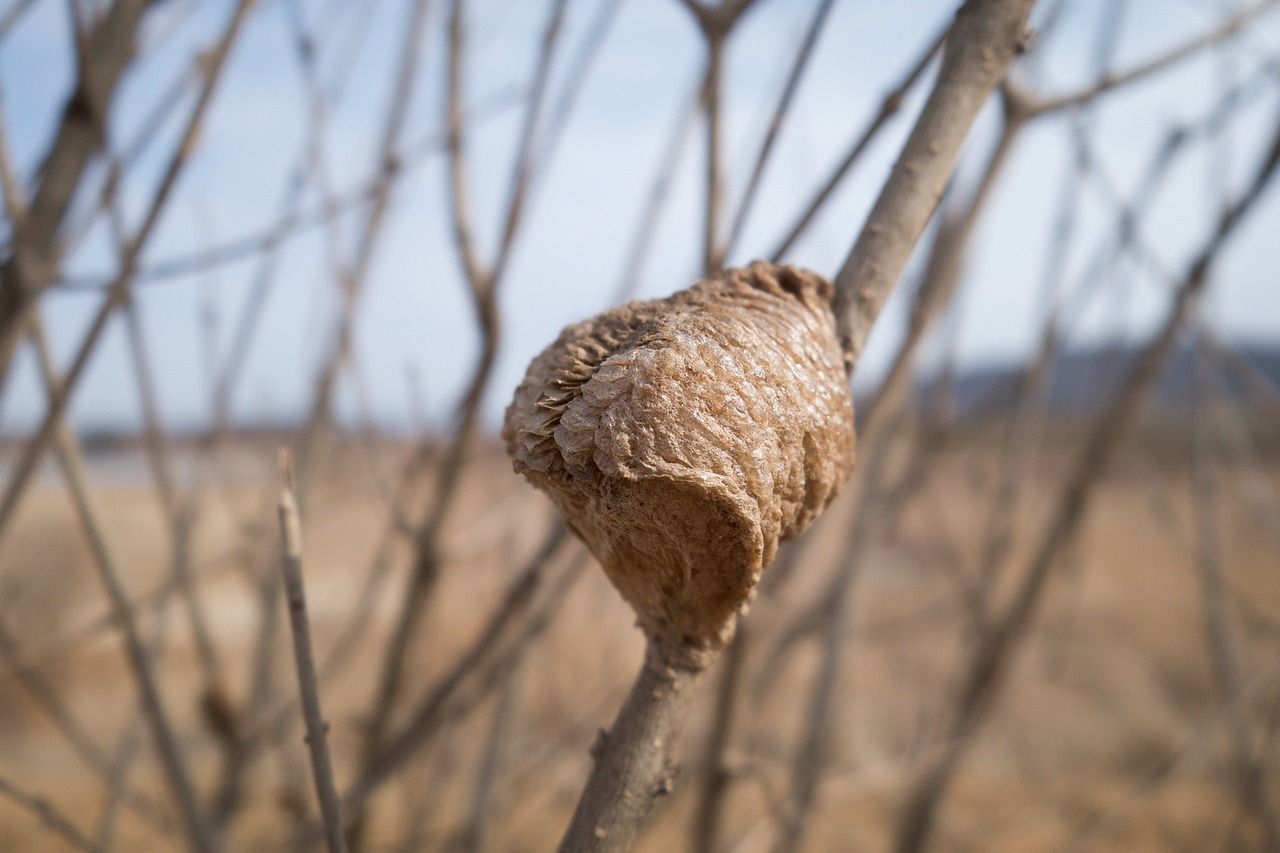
[504,262,856,668]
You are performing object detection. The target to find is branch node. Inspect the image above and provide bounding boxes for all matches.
[589,729,609,762]
[653,763,679,796]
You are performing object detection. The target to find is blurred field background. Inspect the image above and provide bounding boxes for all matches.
[1,0,1279,851]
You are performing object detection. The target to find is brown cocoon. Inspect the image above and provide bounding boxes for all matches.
[504,261,855,668]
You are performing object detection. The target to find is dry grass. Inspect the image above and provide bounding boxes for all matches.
[0,428,1275,852]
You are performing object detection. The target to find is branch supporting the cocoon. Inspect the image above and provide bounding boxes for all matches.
[833,0,1037,364]
[558,644,706,853]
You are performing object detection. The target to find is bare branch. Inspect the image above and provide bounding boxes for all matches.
[51,90,524,294]
[832,0,1036,363]
[444,0,488,292]
[532,0,627,195]
[1027,0,1280,117]
[289,538,584,851]
[702,32,724,274]
[352,2,585,834]
[558,650,706,853]
[689,615,751,853]
[28,315,215,853]
[0,0,38,45]
[613,81,701,303]
[677,0,761,273]
[122,297,225,688]
[891,102,1280,853]
[768,22,947,262]
[491,0,569,283]
[449,639,527,852]
[344,525,572,812]
[0,0,256,542]
[0,0,150,384]
[722,0,836,260]
[293,0,432,493]
[277,449,349,853]
[0,773,100,853]
[1190,347,1280,850]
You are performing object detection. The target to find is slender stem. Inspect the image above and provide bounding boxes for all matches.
[832,0,1036,363]
[775,400,909,853]
[0,0,256,543]
[123,298,224,688]
[722,0,836,260]
[1028,0,1280,117]
[288,546,585,851]
[348,4,490,833]
[769,23,947,262]
[0,0,150,386]
[342,530,573,815]
[1190,349,1280,851]
[891,105,1280,853]
[30,317,215,853]
[702,30,724,274]
[293,0,432,494]
[278,450,349,853]
[452,639,527,851]
[689,621,749,853]
[0,773,101,853]
[352,1,578,829]
[491,0,568,284]
[53,90,523,294]
[678,0,757,274]
[613,80,700,303]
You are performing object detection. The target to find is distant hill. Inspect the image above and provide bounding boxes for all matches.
[936,341,1280,420]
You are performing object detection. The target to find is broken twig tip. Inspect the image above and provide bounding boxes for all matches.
[278,447,295,492]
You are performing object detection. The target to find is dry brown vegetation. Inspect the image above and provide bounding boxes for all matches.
[1,429,1276,852]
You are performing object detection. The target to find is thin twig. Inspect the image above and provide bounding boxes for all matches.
[701,28,724,274]
[51,90,524,294]
[122,296,225,687]
[612,80,701,303]
[448,634,528,852]
[1190,344,1280,851]
[0,0,256,543]
[777,392,944,853]
[832,0,1036,363]
[490,0,568,284]
[689,618,750,853]
[1062,654,1280,852]
[345,527,574,812]
[0,614,176,840]
[768,22,947,262]
[278,449,349,853]
[352,1,576,836]
[27,314,216,853]
[531,0,627,197]
[687,534,815,851]
[1026,0,1280,117]
[721,0,836,261]
[292,542,584,850]
[292,0,432,496]
[676,0,758,274]
[890,102,1280,853]
[92,577,179,850]
[0,773,101,853]
[0,0,150,385]
[0,0,38,45]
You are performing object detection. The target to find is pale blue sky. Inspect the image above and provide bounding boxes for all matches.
[2,0,1278,434]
